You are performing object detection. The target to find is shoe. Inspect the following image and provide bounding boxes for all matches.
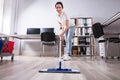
[61,54,66,59]
[63,55,71,61]
[61,53,71,58]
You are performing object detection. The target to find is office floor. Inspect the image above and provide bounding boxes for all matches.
[0,56,120,80]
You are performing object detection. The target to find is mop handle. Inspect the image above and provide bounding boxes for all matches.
[59,37,62,60]
[58,37,62,69]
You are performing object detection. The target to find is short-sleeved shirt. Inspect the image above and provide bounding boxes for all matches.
[56,11,75,34]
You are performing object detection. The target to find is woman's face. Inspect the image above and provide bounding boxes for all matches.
[55,4,63,14]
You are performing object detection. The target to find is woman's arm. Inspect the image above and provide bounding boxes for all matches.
[60,19,69,37]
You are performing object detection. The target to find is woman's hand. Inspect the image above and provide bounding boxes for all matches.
[58,22,62,29]
[59,32,64,40]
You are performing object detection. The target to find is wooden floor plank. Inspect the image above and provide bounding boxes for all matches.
[0,56,120,80]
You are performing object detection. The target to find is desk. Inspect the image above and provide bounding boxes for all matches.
[10,35,41,55]
[11,34,59,56]
[11,34,41,39]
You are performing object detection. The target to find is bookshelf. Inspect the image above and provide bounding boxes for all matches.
[71,17,94,56]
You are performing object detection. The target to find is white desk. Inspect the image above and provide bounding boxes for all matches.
[11,34,59,56]
[10,35,41,55]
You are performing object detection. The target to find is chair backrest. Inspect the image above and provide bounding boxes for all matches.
[27,28,40,34]
[41,32,55,42]
[92,23,104,38]
[41,28,55,42]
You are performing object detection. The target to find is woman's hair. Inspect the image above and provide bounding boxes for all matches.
[55,1,64,9]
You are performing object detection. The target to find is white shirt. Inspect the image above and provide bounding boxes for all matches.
[56,11,74,34]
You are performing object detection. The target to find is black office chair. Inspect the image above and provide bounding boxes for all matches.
[92,23,104,38]
[92,23,120,60]
[40,28,56,56]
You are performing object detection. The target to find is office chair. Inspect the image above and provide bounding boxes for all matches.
[92,23,104,38]
[92,23,120,60]
[40,28,56,56]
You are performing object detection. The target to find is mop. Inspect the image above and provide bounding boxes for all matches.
[39,37,80,73]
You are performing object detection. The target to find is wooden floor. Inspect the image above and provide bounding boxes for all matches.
[0,56,120,80]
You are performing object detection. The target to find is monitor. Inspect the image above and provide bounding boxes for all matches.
[27,28,40,34]
[40,28,54,33]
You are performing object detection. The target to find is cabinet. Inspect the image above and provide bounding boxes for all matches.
[98,37,105,57]
[71,17,94,56]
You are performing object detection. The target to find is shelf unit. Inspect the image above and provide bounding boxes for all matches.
[71,17,94,56]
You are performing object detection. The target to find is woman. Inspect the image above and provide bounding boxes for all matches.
[55,2,76,61]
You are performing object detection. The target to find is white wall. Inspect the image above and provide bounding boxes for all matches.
[14,0,120,35]
[15,0,58,34]
[1,0,120,34]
